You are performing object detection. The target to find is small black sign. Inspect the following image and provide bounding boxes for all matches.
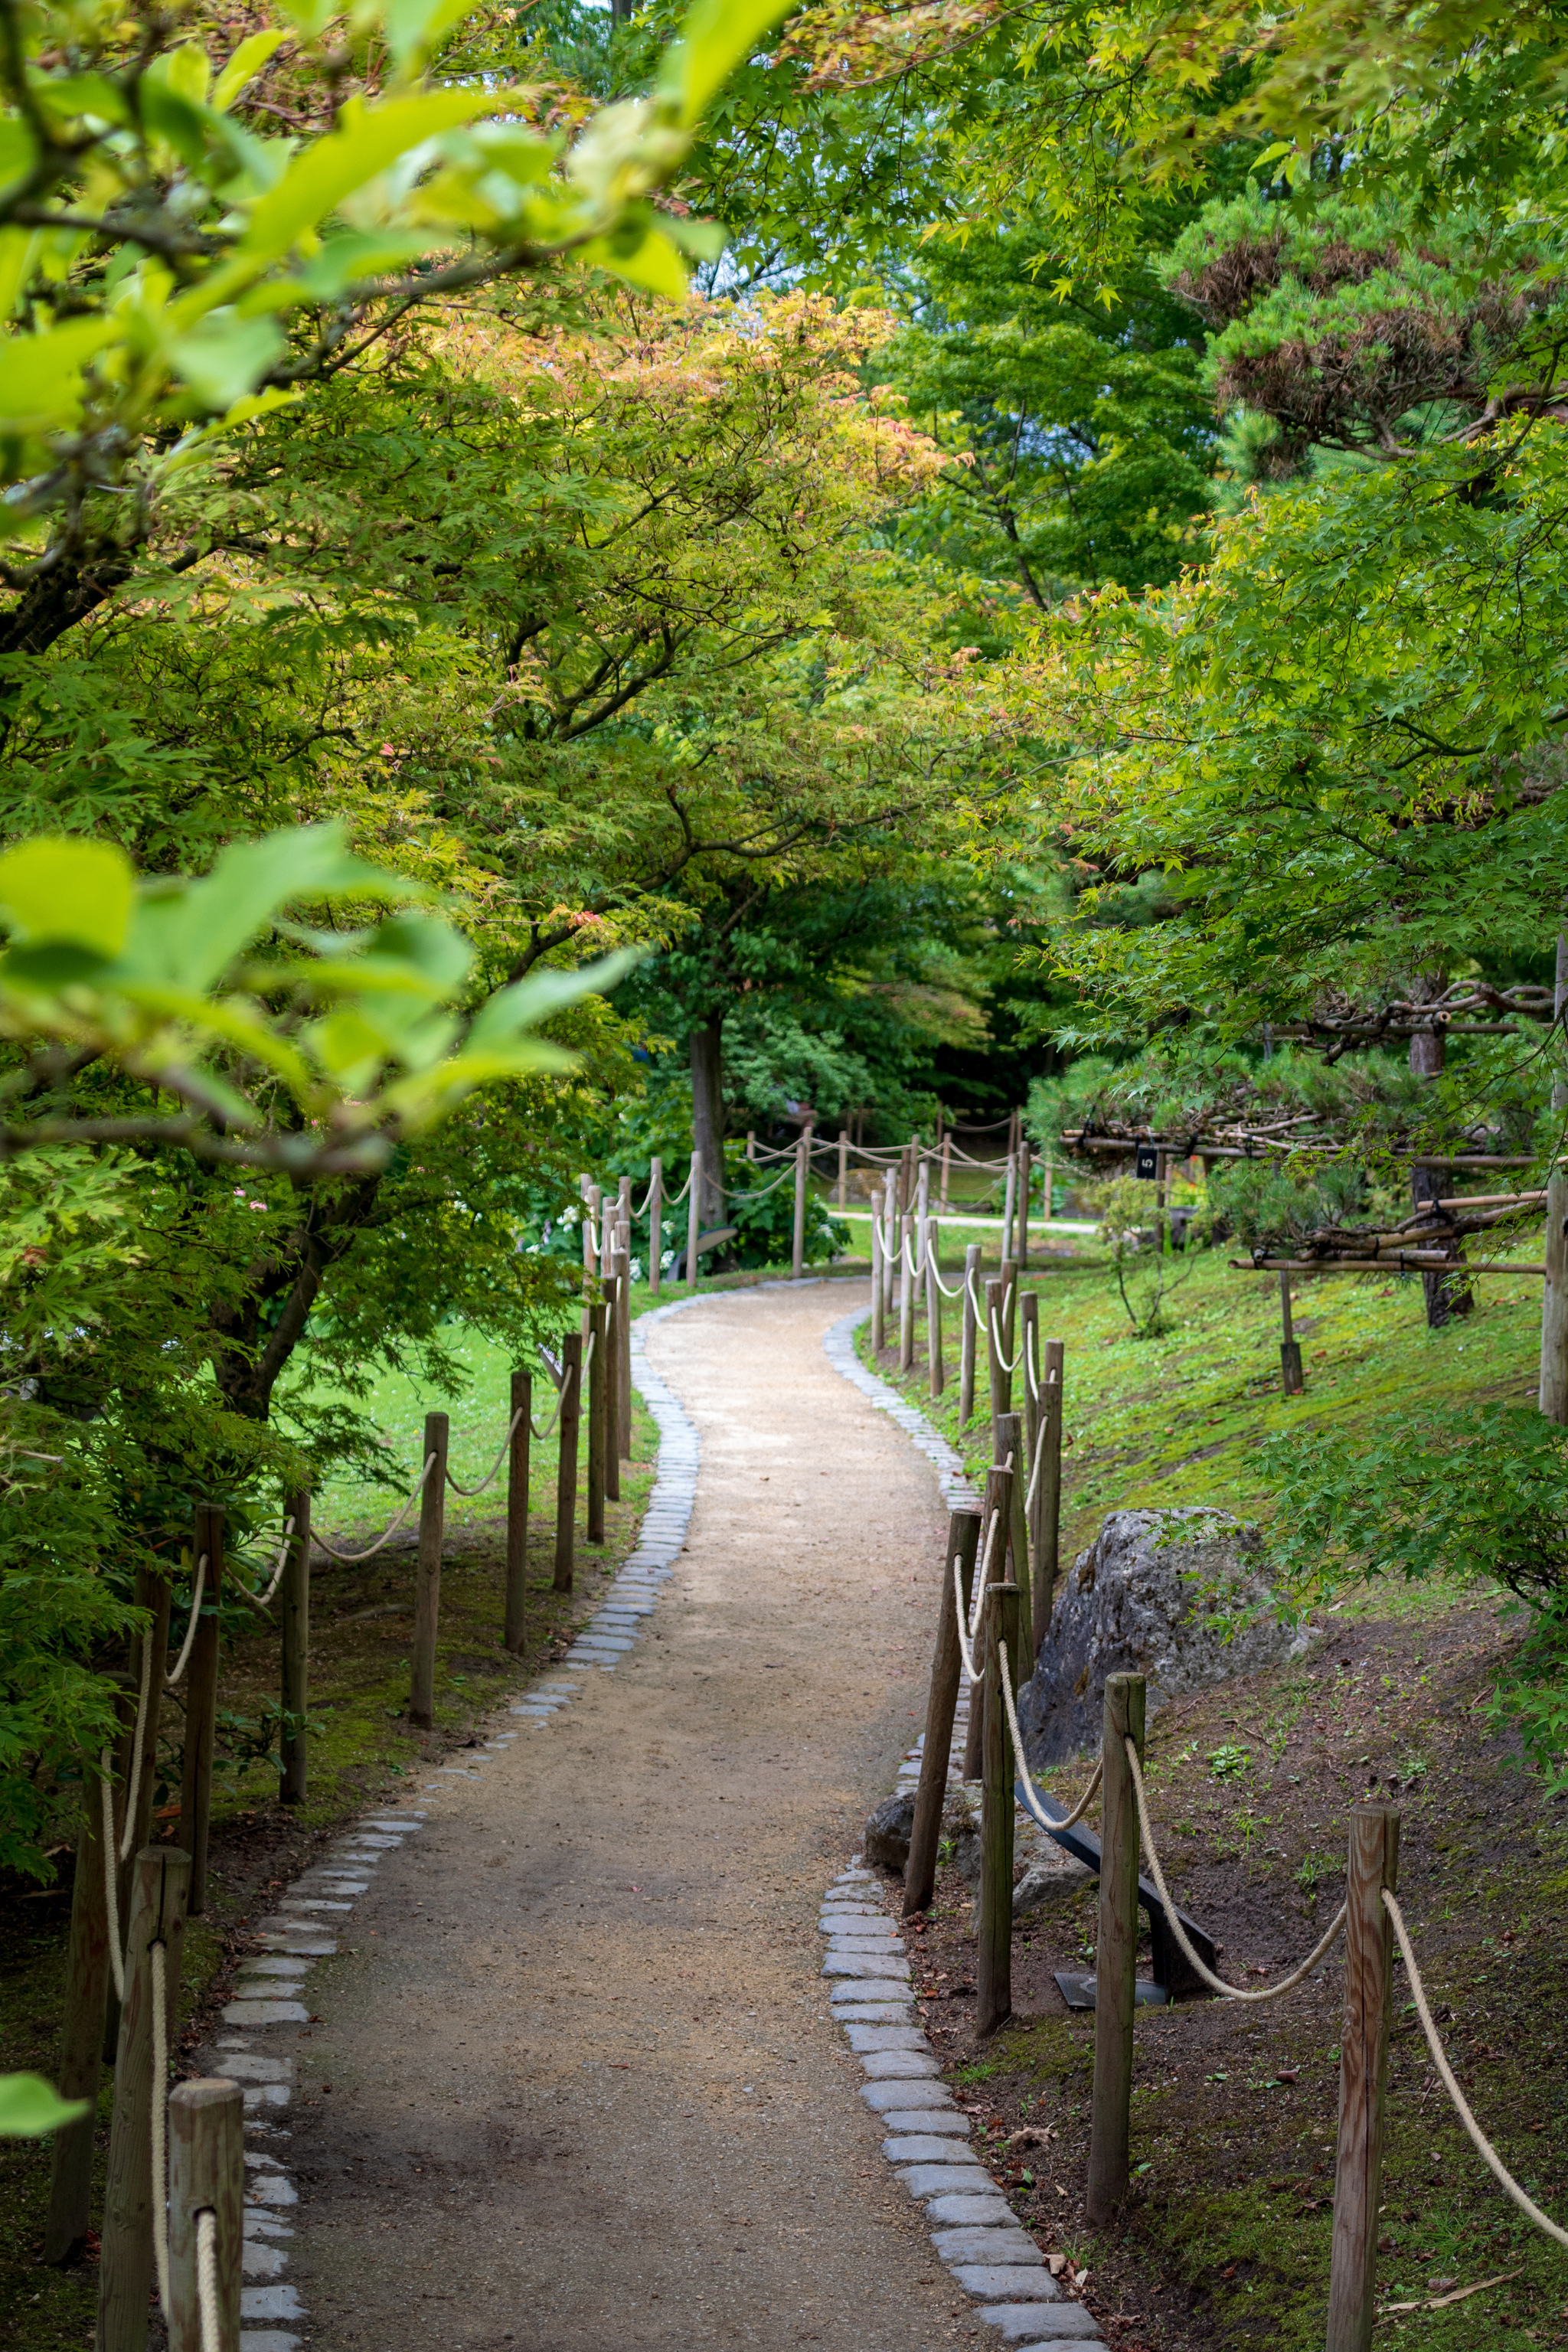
[1135,1143,1159,1180]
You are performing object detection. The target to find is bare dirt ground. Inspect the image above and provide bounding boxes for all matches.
[282,1282,999,2350]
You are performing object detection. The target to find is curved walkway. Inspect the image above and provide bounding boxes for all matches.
[257,1281,993,2350]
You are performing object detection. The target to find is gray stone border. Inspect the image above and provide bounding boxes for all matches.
[202,1295,711,2347]
[818,1303,1106,2350]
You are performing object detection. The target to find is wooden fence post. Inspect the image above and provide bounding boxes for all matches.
[648,1155,663,1296]
[900,1211,916,1371]
[964,1458,1013,1782]
[408,1413,449,1730]
[686,1150,701,1291]
[603,1265,622,1504]
[977,1579,1020,2037]
[905,1508,982,1914]
[167,2078,243,2352]
[986,1275,1010,1445]
[504,1370,531,1655]
[1033,1340,1064,1658]
[586,1296,607,1544]
[959,1242,982,1424]
[1325,1805,1401,2352]
[45,1695,144,2262]
[1018,1139,1031,1269]
[995,1411,1034,1648]
[279,1493,310,1805]
[616,1220,632,1459]
[882,1170,897,1325]
[926,1220,944,1398]
[178,1503,224,1916]
[1279,1271,1305,1395]
[792,1132,808,1279]
[1087,1671,1145,2223]
[97,1845,191,2352]
[871,1215,885,1352]
[1001,1148,1018,1265]
[553,1331,582,1592]
[1021,1292,1040,1492]
[1041,1150,1053,1223]
[104,1569,172,2071]
[838,1129,848,1210]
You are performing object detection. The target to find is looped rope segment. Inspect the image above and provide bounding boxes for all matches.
[989,1312,1023,1375]
[1126,1735,1347,2001]
[926,1245,964,1298]
[996,1644,1103,1831]
[233,1516,296,1615]
[312,1456,436,1563]
[1383,1889,1568,2249]
[119,1638,153,1861]
[446,1407,526,1498]
[165,1554,207,1686]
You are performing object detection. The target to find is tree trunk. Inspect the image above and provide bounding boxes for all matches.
[1408,989,1471,1328]
[690,1020,727,1227]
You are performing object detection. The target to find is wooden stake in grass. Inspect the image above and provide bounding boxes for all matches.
[97,1845,191,2352]
[900,1211,916,1371]
[1018,1138,1031,1269]
[905,1508,981,1915]
[926,1217,944,1398]
[995,1410,1034,1651]
[959,1241,982,1424]
[1087,1670,1145,2223]
[616,1215,632,1459]
[964,1456,1013,1782]
[686,1150,701,1292]
[503,1369,531,1656]
[586,1295,607,1545]
[648,1156,663,1297]
[1279,1271,1305,1395]
[178,1503,224,1916]
[279,1492,310,1805]
[1020,1292,1040,1488]
[871,1214,885,1352]
[792,1132,808,1279]
[977,1578,1019,2038]
[603,1264,622,1505]
[166,2078,243,2352]
[410,1413,449,1731]
[986,1275,1010,1446]
[553,1331,582,1593]
[838,1129,848,1211]
[1032,1340,1064,1658]
[1325,1805,1401,2352]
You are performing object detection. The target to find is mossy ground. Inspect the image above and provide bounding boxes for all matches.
[862,1232,1568,2348]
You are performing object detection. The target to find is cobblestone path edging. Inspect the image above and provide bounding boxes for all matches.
[200,1292,710,2348]
[818,1304,1108,2351]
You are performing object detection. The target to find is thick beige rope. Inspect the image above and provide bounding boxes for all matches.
[1127,1736,1347,2000]
[1024,1405,1053,1516]
[152,1939,171,2315]
[446,1407,526,1498]
[196,2209,221,2352]
[927,1243,965,1299]
[989,1312,1023,1376]
[100,1763,126,2003]
[1383,1890,1568,2249]
[164,1554,207,1685]
[312,1456,436,1563]
[996,1645,1102,1830]
[119,1637,154,1861]
[232,1515,296,1615]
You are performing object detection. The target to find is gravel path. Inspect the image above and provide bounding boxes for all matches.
[270,1280,991,2350]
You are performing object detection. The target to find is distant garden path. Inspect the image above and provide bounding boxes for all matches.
[285,1280,993,2350]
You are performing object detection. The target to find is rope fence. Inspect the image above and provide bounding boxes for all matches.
[904,1463,1568,2347]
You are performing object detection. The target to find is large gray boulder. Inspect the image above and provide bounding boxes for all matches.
[1016,1507,1305,1768]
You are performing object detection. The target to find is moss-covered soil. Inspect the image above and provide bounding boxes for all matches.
[862,1237,1568,2348]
